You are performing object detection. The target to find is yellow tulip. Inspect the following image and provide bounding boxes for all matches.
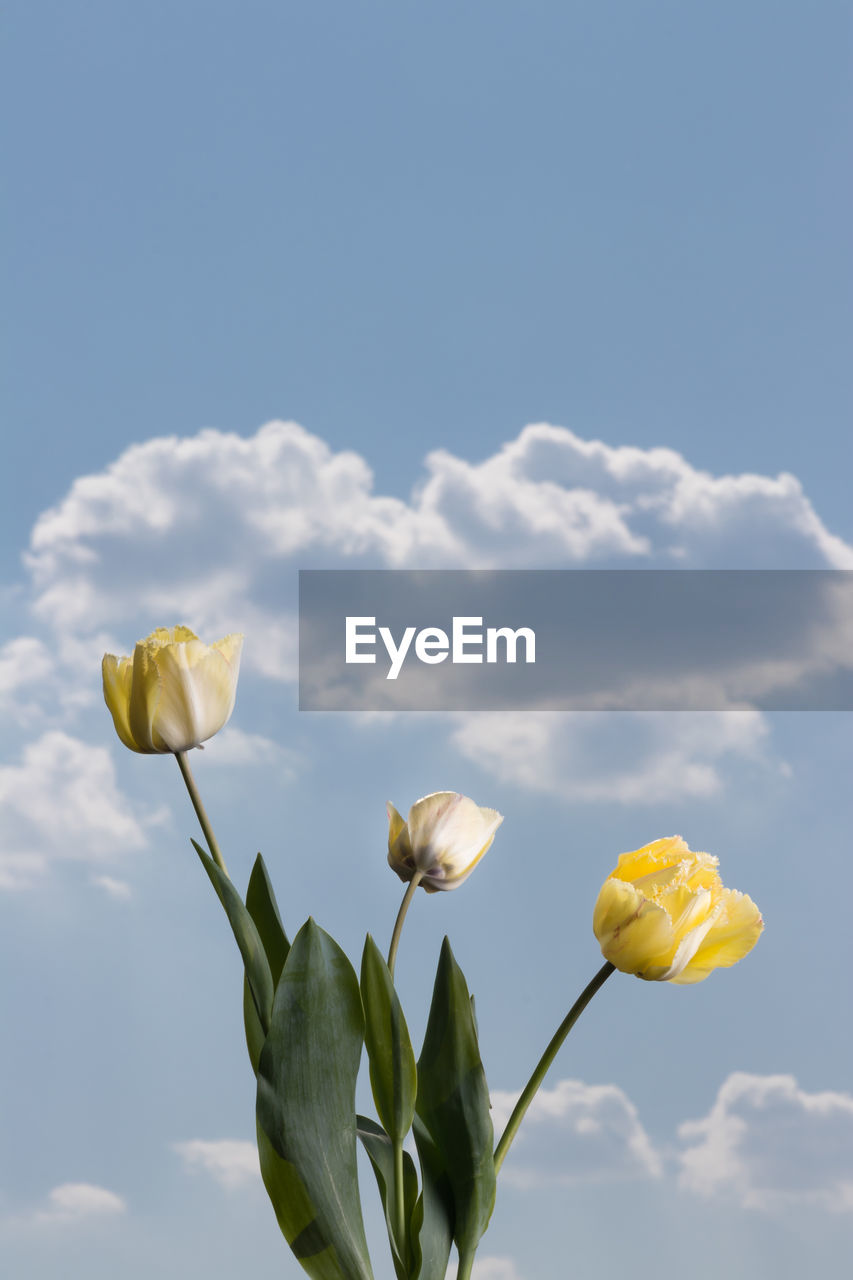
[387,792,503,892]
[592,836,762,983]
[102,626,243,754]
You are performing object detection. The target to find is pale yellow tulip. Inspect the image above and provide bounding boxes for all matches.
[103,626,243,754]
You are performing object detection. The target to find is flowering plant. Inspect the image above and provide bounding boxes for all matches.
[103,628,762,1280]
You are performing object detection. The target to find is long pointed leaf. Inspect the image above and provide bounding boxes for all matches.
[192,839,273,1035]
[243,854,291,1073]
[360,935,417,1143]
[416,937,496,1269]
[257,918,374,1280]
[246,853,290,982]
[410,1115,454,1280]
[357,1115,418,1280]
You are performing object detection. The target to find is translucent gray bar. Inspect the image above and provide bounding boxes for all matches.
[298,570,853,711]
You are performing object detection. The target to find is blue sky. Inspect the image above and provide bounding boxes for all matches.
[1,4,852,1279]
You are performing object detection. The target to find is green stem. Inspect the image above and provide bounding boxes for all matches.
[493,960,615,1175]
[457,1251,475,1280]
[385,870,423,1266]
[387,871,424,979]
[174,749,229,878]
[393,1137,406,1258]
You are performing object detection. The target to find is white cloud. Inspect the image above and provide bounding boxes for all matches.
[2,1182,129,1228]
[0,732,150,890]
[0,635,54,697]
[0,851,47,891]
[24,422,852,658]
[0,636,57,725]
[451,710,772,803]
[472,1259,526,1280]
[678,1072,853,1212]
[12,419,850,813]
[490,1078,662,1187]
[416,426,853,569]
[201,727,300,778]
[173,1139,260,1189]
[91,874,133,900]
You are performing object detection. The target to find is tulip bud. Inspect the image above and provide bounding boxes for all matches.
[102,626,243,754]
[387,792,503,893]
[592,836,762,983]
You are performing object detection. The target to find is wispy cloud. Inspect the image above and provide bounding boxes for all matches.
[451,710,776,803]
[201,727,300,778]
[2,1182,128,1229]
[472,1259,527,1280]
[173,1139,260,1190]
[91,874,133,900]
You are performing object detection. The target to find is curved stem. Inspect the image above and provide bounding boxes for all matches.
[387,871,424,978]
[174,750,229,877]
[493,960,615,1175]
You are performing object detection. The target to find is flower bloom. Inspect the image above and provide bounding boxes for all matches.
[387,792,503,893]
[102,626,243,754]
[592,836,762,983]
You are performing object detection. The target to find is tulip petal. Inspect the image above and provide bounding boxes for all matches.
[102,654,143,752]
[406,793,465,868]
[658,888,718,980]
[593,879,676,976]
[609,836,690,884]
[386,802,408,849]
[128,640,164,752]
[671,890,764,985]
[153,637,240,752]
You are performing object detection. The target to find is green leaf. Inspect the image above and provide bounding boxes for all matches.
[410,1115,454,1280]
[416,937,496,1270]
[257,918,374,1280]
[360,935,417,1143]
[246,853,290,983]
[243,854,291,1073]
[242,977,266,1074]
[192,839,274,1036]
[357,1115,418,1280]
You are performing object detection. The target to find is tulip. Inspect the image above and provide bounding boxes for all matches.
[102,626,243,754]
[592,836,762,983]
[387,791,503,893]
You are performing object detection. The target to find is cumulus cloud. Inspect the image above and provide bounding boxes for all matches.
[11,419,850,814]
[417,426,853,569]
[23,422,852,659]
[490,1078,662,1188]
[173,1139,260,1189]
[451,710,774,803]
[0,732,152,891]
[678,1072,853,1212]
